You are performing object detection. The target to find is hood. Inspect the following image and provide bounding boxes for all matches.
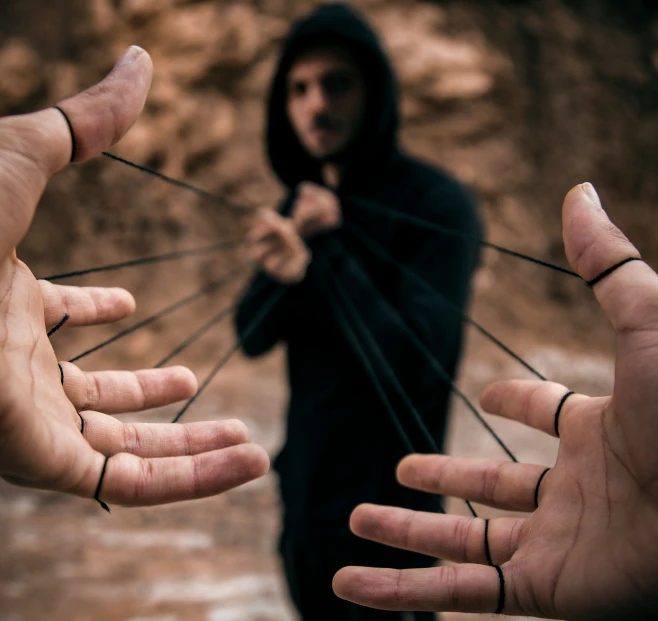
[266,3,400,190]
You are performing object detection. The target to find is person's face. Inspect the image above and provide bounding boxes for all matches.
[286,46,366,160]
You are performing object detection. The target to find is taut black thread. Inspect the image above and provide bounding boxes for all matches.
[94,456,111,513]
[102,152,253,216]
[58,363,64,385]
[172,286,286,423]
[347,225,546,381]
[534,468,550,508]
[586,257,642,287]
[348,196,579,279]
[78,413,85,435]
[69,267,246,363]
[47,314,69,337]
[43,240,242,281]
[317,259,453,515]
[493,565,506,614]
[484,519,493,566]
[332,235,519,462]
[53,106,76,162]
[100,151,581,279]
[155,301,238,368]
[554,391,574,437]
[314,267,417,456]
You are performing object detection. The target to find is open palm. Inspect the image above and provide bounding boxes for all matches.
[333,183,658,620]
[0,47,269,508]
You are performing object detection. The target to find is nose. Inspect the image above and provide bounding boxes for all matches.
[307,83,329,115]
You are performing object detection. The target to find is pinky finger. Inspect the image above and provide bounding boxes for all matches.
[333,564,510,615]
[97,443,270,507]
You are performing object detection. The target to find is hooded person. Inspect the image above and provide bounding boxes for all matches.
[235,4,482,619]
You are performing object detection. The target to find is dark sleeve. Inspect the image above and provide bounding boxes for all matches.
[234,273,291,357]
[234,194,298,358]
[395,178,482,365]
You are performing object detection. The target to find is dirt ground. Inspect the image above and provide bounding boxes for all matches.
[1,1,657,620]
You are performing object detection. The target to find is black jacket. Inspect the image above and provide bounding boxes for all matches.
[236,3,481,535]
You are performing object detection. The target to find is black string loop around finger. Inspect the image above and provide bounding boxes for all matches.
[493,565,506,614]
[58,362,64,385]
[586,257,642,287]
[534,467,550,508]
[53,105,76,162]
[48,314,70,337]
[94,456,111,513]
[484,519,494,566]
[554,391,574,437]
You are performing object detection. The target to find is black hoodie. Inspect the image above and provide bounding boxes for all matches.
[236,3,481,537]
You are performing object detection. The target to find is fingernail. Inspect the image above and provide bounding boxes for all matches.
[581,182,601,208]
[114,45,143,68]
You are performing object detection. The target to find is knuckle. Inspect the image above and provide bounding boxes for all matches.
[191,454,204,496]
[442,565,461,608]
[131,457,153,505]
[85,374,102,409]
[481,463,504,504]
[121,423,141,455]
[454,517,473,562]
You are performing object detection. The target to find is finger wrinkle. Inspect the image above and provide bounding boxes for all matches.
[134,371,149,409]
[85,373,102,410]
[482,462,504,504]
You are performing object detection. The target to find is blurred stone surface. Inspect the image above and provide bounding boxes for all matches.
[1,0,657,619]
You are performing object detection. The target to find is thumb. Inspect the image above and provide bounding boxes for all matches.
[562,183,654,333]
[0,46,153,259]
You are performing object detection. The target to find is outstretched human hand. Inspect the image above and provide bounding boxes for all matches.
[333,183,658,620]
[0,46,269,508]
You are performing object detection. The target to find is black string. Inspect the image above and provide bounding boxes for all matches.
[78,413,85,435]
[58,363,64,385]
[43,240,242,281]
[313,266,418,458]
[318,259,457,515]
[493,565,506,614]
[586,257,642,287]
[319,257,442,454]
[534,467,550,508]
[53,106,76,162]
[554,391,574,437]
[331,235,519,462]
[484,519,493,566]
[348,195,579,279]
[100,151,583,279]
[48,314,69,337]
[172,285,286,424]
[69,267,246,363]
[102,152,253,216]
[155,301,238,368]
[94,456,111,513]
[346,224,546,381]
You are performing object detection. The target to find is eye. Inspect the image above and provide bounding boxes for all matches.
[322,72,355,97]
[289,81,307,97]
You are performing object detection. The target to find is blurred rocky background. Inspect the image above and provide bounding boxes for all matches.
[0,1,657,620]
